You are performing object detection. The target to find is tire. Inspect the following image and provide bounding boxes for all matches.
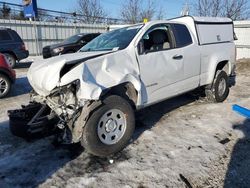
[4,53,16,68]
[81,95,135,157]
[0,73,11,98]
[205,70,229,103]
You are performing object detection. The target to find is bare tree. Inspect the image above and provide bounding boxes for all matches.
[223,0,250,20]
[195,0,221,17]
[121,0,157,24]
[0,3,11,19]
[140,0,155,21]
[194,0,249,20]
[121,0,141,24]
[157,7,166,20]
[12,11,25,20]
[76,0,107,23]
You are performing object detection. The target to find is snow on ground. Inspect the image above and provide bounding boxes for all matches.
[0,59,250,188]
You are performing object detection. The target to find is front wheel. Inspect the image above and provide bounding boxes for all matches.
[205,70,229,103]
[0,73,11,98]
[81,95,135,157]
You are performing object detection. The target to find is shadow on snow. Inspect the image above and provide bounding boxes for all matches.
[0,90,203,187]
[224,119,250,188]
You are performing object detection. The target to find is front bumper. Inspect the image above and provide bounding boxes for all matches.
[16,50,29,61]
[8,102,59,138]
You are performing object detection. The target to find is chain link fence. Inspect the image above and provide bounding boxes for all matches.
[0,1,125,24]
[0,1,127,56]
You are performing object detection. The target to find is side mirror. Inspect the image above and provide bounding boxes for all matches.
[137,40,145,55]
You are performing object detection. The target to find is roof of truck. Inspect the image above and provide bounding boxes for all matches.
[170,16,233,23]
[140,16,233,28]
[191,16,233,23]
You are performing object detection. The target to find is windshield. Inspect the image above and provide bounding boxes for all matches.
[63,34,84,44]
[80,25,143,52]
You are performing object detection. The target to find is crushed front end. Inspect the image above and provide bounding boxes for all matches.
[8,80,88,143]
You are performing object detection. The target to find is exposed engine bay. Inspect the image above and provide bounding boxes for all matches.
[8,80,98,144]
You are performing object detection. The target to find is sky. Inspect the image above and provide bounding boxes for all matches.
[2,0,189,19]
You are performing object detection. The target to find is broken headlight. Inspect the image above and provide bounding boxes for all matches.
[46,80,81,117]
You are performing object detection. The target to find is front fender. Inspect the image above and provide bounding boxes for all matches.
[59,50,143,106]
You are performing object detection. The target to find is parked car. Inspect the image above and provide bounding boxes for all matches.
[0,53,16,98]
[42,33,100,59]
[9,16,236,157]
[0,28,29,68]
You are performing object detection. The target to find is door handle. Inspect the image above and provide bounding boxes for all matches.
[172,55,183,60]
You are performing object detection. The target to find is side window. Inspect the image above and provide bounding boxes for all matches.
[142,25,173,52]
[0,30,12,41]
[171,24,192,48]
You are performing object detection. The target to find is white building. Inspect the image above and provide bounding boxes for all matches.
[234,20,250,59]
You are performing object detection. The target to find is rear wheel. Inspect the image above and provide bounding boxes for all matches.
[206,70,229,103]
[81,95,135,157]
[4,53,16,68]
[0,73,11,98]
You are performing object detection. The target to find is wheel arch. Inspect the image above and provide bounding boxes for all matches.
[2,51,17,60]
[71,81,140,143]
[100,82,139,110]
[0,70,13,83]
[207,59,231,86]
[215,60,231,75]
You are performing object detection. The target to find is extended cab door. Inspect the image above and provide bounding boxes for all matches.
[171,24,200,89]
[136,24,185,105]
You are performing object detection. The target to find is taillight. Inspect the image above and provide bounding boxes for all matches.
[0,54,11,68]
[4,56,9,67]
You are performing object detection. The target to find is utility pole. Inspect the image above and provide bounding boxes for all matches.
[181,0,190,16]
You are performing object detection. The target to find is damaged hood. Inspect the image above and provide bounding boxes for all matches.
[27,51,110,96]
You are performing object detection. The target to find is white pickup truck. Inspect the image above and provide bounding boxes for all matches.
[9,16,236,157]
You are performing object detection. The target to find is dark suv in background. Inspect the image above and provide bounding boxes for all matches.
[0,28,29,68]
[42,33,100,59]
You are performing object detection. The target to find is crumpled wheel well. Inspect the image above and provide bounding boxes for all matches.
[70,82,138,143]
[101,82,138,109]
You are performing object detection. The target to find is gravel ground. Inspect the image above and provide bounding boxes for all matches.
[0,58,250,188]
